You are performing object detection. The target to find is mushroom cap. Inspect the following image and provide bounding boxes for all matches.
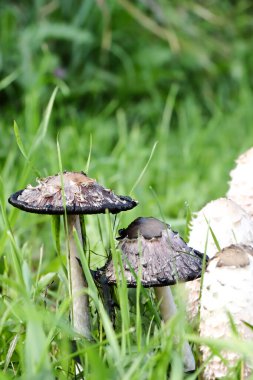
[8,171,138,215]
[227,147,253,217]
[96,217,207,288]
[186,198,253,322]
[188,198,253,259]
[200,244,253,379]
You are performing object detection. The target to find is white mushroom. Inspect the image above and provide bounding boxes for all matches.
[227,147,253,217]
[185,198,253,322]
[200,244,253,379]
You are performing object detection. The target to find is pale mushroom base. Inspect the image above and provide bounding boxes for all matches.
[68,215,91,338]
[155,287,196,372]
[200,245,253,379]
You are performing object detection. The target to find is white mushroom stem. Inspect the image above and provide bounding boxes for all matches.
[68,215,91,339]
[154,287,196,372]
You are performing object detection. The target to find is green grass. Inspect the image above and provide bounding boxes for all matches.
[1,89,253,379]
[1,1,253,378]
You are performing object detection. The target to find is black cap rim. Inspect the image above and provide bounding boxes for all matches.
[8,190,138,215]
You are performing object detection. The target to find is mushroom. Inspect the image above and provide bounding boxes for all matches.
[8,171,137,338]
[96,216,207,372]
[185,198,253,323]
[200,244,253,379]
[227,147,253,217]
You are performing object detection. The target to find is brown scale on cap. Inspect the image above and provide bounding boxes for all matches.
[97,217,206,287]
[8,171,137,215]
[216,244,253,268]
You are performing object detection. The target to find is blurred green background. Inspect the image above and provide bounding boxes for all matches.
[1,0,253,218]
[2,0,253,267]
[1,1,253,378]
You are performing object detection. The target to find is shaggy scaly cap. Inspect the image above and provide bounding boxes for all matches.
[97,217,205,287]
[8,171,137,215]
[186,198,253,322]
[227,147,253,217]
[188,198,253,258]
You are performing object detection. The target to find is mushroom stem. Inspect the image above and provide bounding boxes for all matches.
[154,286,195,372]
[68,215,91,339]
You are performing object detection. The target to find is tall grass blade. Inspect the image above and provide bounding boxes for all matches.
[13,121,30,162]
[30,87,58,155]
[105,212,131,354]
[0,70,19,91]
[25,316,53,379]
[73,229,122,365]
[161,85,179,133]
[85,134,92,174]
[4,332,20,372]
[184,201,193,242]
[13,121,40,177]
[130,141,158,194]
[51,215,61,256]
[204,215,221,252]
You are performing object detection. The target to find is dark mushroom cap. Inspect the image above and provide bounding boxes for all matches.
[96,217,207,287]
[118,217,167,240]
[8,171,138,215]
